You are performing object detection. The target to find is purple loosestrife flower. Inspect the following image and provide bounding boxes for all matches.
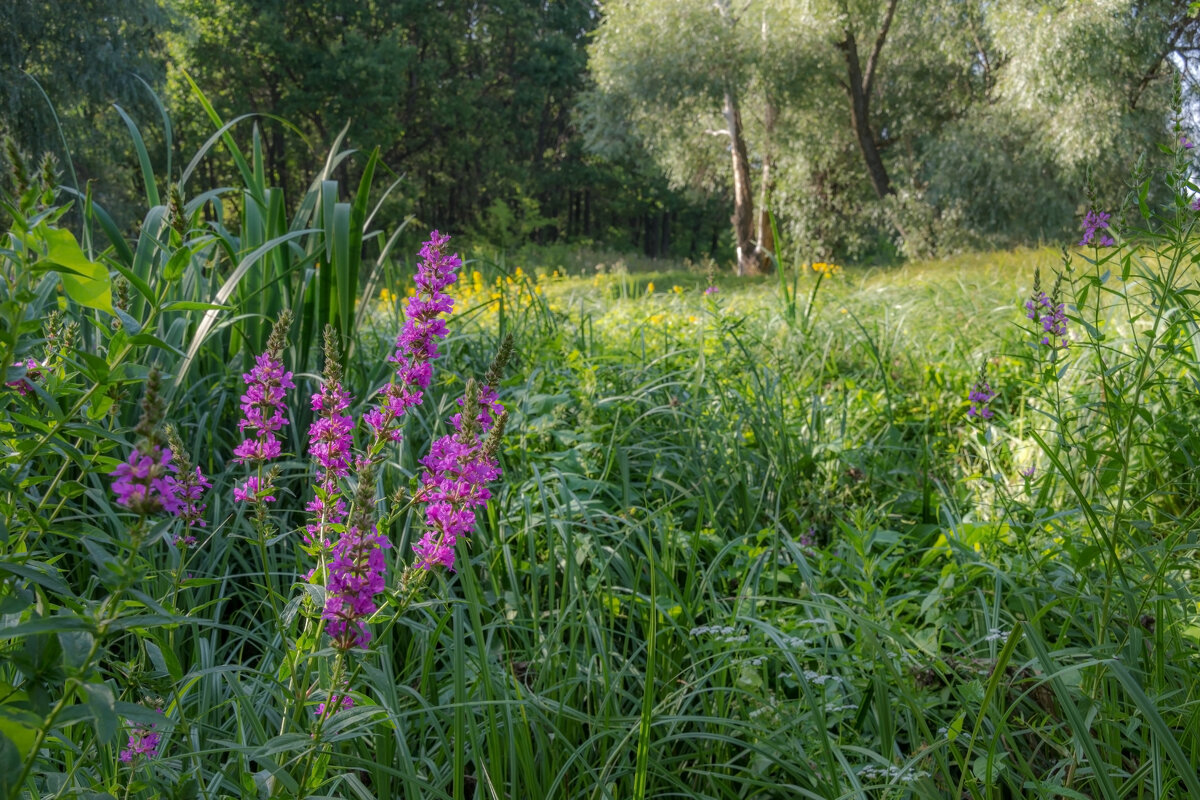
[112,445,182,516]
[1079,210,1115,247]
[232,312,294,504]
[1024,269,1068,349]
[366,232,460,448]
[234,475,275,503]
[412,338,513,573]
[967,365,996,421]
[306,327,354,548]
[323,462,390,649]
[703,285,719,296]
[315,693,354,717]
[1182,135,1194,150]
[233,351,294,464]
[119,714,161,763]
[166,427,210,544]
[6,357,40,396]
[111,368,187,518]
[413,377,508,572]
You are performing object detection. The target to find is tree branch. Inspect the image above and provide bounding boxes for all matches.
[1129,13,1197,111]
[863,0,899,98]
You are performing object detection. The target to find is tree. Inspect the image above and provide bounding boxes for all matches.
[0,0,171,221]
[590,0,1199,262]
[589,0,819,274]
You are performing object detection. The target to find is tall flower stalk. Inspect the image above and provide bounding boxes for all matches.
[410,336,512,575]
[365,231,459,454]
[305,326,354,559]
[233,311,294,506]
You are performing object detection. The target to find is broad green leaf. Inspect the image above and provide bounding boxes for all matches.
[35,224,115,315]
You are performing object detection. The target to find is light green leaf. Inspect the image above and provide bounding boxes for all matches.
[36,224,115,315]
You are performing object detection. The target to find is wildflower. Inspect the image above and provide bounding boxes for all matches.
[233,475,275,504]
[315,693,354,717]
[967,364,995,421]
[1182,134,1194,150]
[323,461,390,649]
[112,445,182,516]
[646,281,655,294]
[6,357,40,396]
[119,715,161,763]
[1079,210,1115,247]
[366,231,460,448]
[166,426,210,541]
[1020,466,1036,479]
[1024,269,1068,349]
[306,327,354,546]
[673,284,684,295]
[232,312,293,506]
[703,285,719,296]
[232,347,295,465]
[413,341,511,573]
[1191,197,1200,211]
[111,369,186,518]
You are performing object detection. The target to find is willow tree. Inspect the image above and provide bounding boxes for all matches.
[589,0,825,274]
[590,0,1196,262]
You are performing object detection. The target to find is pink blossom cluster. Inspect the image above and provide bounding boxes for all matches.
[413,394,503,572]
[305,380,355,544]
[113,445,210,526]
[118,715,161,763]
[1079,210,1114,247]
[233,351,295,466]
[315,693,354,716]
[323,506,392,649]
[112,445,183,516]
[365,231,459,446]
[6,358,40,396]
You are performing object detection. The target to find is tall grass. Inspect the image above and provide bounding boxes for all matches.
[2,91,1199,800]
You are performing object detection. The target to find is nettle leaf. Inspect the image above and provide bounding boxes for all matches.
[82,682,117,744]
[34,224,116,315]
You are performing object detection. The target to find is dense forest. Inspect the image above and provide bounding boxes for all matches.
[3,1,1199,263]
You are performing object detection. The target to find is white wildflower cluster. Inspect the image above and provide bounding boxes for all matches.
[800,670,841,686]
[857,764,930,783]
[690,625,748,643]
[748,703,775,720]
[984,628,1009,643]
[824,702,859,713]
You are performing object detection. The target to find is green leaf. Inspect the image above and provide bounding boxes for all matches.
[82,682,117,744]
[58,631,95,673]
[0,729,23,797]
[162,247,191,282]
[36,225,115,315]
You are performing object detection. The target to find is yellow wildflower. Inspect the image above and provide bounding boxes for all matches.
[646,281,655,294]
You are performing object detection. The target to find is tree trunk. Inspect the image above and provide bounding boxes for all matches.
[839,30,892,199]
[723,90,765,276]
[756,98,777,263]
[838,0,899,201]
